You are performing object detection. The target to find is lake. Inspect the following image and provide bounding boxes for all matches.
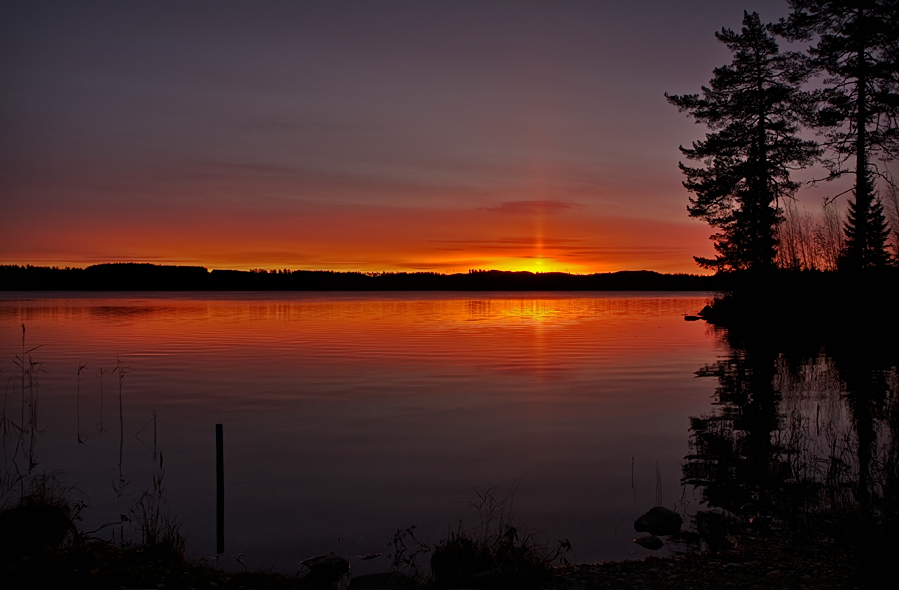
[1,291,724,571]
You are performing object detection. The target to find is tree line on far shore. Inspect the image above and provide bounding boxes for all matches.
[0,263,729,291]
[667,1,899,272]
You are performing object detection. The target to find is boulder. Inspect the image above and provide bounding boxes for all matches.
[633,535,663,550]
[0,502,74,552]
[634,506,683,536]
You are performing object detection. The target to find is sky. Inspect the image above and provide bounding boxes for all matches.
[1,0,817,274]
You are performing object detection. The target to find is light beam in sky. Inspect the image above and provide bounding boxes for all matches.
[0,1,797,273]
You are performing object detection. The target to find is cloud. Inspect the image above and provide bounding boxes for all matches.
[188,161,301,175]
[425,236,690,259]
[428,236,582,251]
[476,200,583,215]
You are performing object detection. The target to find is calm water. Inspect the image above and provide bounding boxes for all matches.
[0,291,719,571]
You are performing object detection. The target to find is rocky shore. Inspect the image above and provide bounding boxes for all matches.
[2,499,868,589]
[551,534,861,590]
[1,530,864,589]
[0,496,869,589]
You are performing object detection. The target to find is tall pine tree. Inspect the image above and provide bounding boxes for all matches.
[667,12,820,271]
[844,169,892,267]
[776,0,899,268]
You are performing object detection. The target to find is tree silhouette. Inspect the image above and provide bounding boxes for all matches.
[667,12,820,272]
[843,168,892,267]
[776,0,899,268]
[665,12,819,270]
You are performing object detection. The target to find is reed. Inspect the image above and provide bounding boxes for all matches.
[129,452,184,557]
[76,364,86,444]
[96,367,106,433]
[1,324,43,500]
[1,328,184,558]
[425,480,571,589]
[113,359,129,497]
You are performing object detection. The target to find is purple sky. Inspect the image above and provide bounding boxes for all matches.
[4,0,836,273]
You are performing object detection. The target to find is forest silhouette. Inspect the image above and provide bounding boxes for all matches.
[668,4,898,273]
[0,263,725,291]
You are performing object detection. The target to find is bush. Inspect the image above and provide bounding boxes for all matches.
[428,484,570,589]
[0,473,77,553]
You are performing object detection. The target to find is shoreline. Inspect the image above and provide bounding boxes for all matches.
[554,533,861,590]
[2,528,863,589]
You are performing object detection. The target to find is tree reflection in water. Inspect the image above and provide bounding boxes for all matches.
[683,316,898,577]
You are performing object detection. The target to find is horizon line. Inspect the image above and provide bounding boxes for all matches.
[1,262,716,277]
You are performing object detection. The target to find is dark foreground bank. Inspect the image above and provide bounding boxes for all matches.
[1,531,863,589]
[0,485,868,590]
[0,482,866,589]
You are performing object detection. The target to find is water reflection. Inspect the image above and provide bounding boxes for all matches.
[684,316,898,573]
[684,328,783,516]
[1,292,716,570]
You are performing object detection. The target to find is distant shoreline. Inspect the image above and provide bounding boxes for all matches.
[1,263,726,292]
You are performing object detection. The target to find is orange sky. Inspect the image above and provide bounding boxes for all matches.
[2,1,800,275]
[1,196,713,273]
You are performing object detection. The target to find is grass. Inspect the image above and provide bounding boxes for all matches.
[0,328,195,585]
[0,478,570,589]
[381,480,572,589]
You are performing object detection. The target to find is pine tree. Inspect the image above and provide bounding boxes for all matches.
[666,12,820,272]
[776,0,899,268]
[843,171,892,267]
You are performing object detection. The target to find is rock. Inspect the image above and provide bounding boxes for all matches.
[634,535,664,550]
[0,502,74,552]
[698,305,713,317]
[302,552,350,583]
[634,506,683,536]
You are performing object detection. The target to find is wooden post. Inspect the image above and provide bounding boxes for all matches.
[216,423,224,554]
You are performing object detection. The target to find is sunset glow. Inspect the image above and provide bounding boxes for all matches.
[6,294,712,387]
[1,1,797,274]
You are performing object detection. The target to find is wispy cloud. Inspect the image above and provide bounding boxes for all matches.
[426,237,690,258]
[476,200,583,215]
